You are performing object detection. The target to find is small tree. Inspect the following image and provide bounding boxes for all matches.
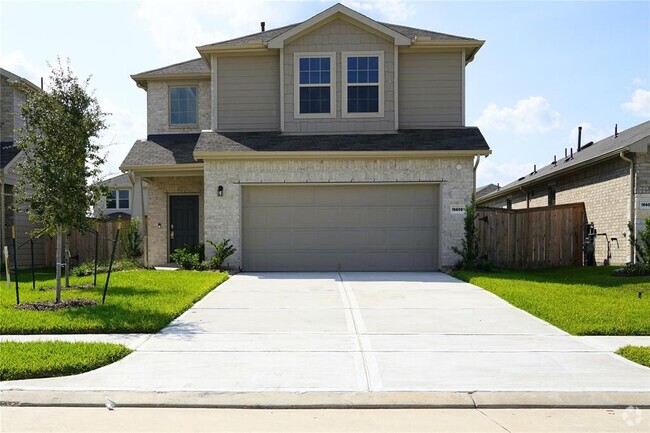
[13,59,107,303]
[628,218,650,263]
[119,217,143,259]
[452,194,483,270]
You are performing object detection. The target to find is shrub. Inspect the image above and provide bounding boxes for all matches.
[628,217,650,263]
[72,257,142,277]
[452,195,491,271]
[170,244,204,270]
[612,263,650,277]
[206,239,236,270]
[119,218,143,259]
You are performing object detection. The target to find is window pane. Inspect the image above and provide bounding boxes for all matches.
[299,86,330,114]
[299,58,309,70]
[347,85,379,113]
[170,86,197,125]
[106,191,116,209]
[119,199,129,208]
[299,57,330,84]
[118,190,129,200]
[346,56,379,84]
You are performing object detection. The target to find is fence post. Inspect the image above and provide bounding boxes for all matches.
[102,226,120,305]
[30,238,35,291]
[12,226,19,304]
[94,224,99,287]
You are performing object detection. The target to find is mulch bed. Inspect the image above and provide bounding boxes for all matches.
[14,299,98,311]
[39,284,96,292]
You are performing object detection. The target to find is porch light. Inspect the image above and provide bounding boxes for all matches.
[217,186,224,197]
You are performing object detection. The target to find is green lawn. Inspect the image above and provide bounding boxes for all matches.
[0,269,228,334]
[616,346,650,368]
[0,341,132,381]
[454,266,650,335]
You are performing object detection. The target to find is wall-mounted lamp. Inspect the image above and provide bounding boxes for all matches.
[217,186,224,197]
[157,223,162,229]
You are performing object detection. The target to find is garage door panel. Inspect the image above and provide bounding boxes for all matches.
[242,185,439,271]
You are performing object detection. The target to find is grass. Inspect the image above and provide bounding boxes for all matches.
[453,266,650,335]
[0,269,228,334]
[0,341,132,381]
[616,346,650,368]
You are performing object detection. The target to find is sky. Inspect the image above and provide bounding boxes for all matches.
[1,0,649,186]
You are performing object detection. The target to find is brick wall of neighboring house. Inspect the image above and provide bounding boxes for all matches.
[480,156,633,265]
[146,80,211,135]
[145,176,204,265]
[201,156,475,270]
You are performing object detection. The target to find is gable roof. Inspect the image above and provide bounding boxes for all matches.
[120,134,202,170]
[1,142,20,169]
[0,68,41,92]
[478,121,650,203]
[131,58,210,89]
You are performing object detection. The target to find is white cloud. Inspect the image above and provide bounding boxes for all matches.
[343,0,416,21]
[476,157,537,188]
[136,1,306,61]
[621,89,650,118]
[97,99,146,177]
[633,77,646,87]
[567,123,609,148]
[475,96,561,134]
[0,50,48,87]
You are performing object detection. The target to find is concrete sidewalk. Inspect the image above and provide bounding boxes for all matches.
[2,407,649,433]
[1,272,649,407]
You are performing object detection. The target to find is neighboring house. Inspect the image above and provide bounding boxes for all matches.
[94,173,149,219]
[120,3,491,270]
[478,121,650,265]
[475,183,499,200]
[0,68,46,268]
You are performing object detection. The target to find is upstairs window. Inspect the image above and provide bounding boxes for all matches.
[343,52,383,117]
[548,186,557,206]
[294,53,335,118]
[169,86,197,125]
[107,190,130,210]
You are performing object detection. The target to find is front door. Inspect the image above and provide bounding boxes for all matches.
[169,195,199,255]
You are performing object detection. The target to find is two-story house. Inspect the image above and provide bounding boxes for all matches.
[0,68,47,268]
[121,3,490,270]
[94,173,149,219]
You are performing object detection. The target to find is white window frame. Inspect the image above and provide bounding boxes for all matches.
[169,85,198,127]
[342,51,384,118]
[107,189,130,210]
[293,52,336,119]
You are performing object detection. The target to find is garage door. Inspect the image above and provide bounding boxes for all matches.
[242,184,439,271]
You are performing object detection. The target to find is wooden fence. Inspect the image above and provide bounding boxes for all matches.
[476,203,586,269]
[44,219,127,267]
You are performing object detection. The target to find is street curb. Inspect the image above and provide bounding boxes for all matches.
[2,390,649,409]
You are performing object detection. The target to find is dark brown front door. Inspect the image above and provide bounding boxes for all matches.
[169,195,199,255]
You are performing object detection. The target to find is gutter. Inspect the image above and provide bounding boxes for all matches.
[620,151,635,263]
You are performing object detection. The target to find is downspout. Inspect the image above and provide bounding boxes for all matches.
[620,151,635,263]
[0,172,4,269]
[473,156,481,196]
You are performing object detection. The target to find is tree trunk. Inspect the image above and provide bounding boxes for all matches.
[55,226,62,303]
[64,234,70,288]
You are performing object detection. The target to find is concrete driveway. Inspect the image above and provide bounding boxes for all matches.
[2,272,649,403]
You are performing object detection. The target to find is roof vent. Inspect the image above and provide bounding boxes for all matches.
[577,126,582,151]
[518,176,526,181]
[260,21,265,32]
[615,123,618,138]
[581,141,594,150]
[552,155,557,167]
[530,164,537,175]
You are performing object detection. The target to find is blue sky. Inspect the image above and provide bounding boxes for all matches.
[1,0,648,186]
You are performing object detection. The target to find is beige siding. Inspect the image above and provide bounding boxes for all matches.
[216,55,280,131]
[147,80,211,135]
[399,52,463,128]
[283,18,395,133]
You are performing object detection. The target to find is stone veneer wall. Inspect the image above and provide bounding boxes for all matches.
[146,80,211,135]
[202,157,474,270]
[480,156,633,264]
[146,176,204,265]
